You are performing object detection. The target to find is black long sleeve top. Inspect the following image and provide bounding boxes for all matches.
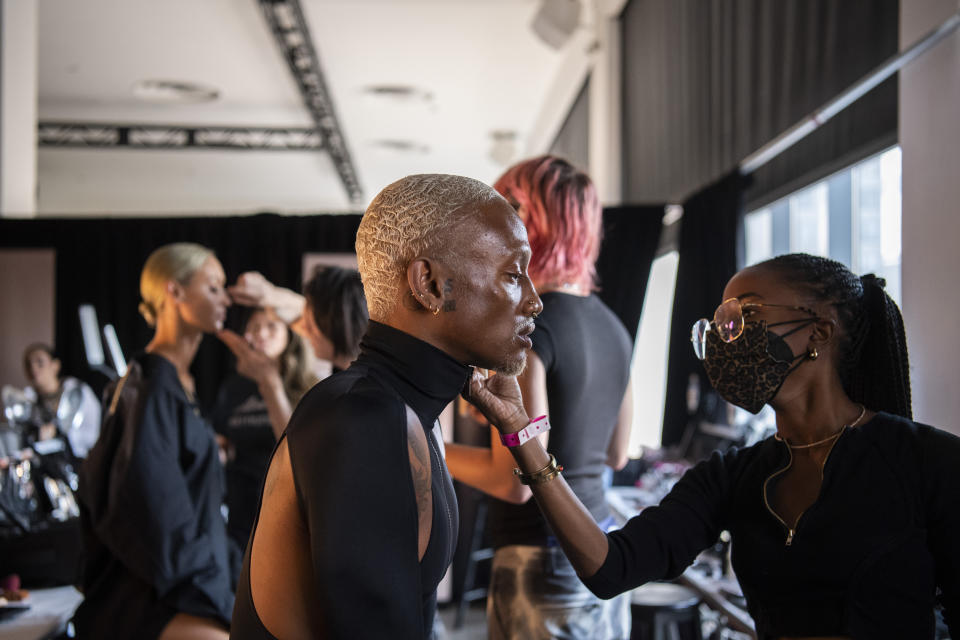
[231,321,464,639]
[582,412,960,640]
[76,353,234,639]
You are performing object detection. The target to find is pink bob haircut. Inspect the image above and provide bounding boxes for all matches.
[493,155,602,291]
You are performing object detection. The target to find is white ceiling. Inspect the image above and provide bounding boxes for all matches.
[36,0,591,215]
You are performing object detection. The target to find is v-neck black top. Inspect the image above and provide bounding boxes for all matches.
[582,412,960,639]
[231,322,465,639]
[76,353,234,639]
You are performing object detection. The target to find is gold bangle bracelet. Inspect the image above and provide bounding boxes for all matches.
[514,454,563,485]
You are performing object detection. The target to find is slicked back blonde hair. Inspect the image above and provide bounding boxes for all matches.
[139,242,214,327]
[356,174,502,319]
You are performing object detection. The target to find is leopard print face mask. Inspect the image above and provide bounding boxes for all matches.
[702,321,810,414]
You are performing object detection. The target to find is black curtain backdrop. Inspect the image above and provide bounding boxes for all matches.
[0,213,362,408]
[1,207,663,410]
[661,170,751,448]
[620,0,898,206]
[595,205,665,344]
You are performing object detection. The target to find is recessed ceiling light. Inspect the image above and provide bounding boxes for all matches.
[132,79,220,104]
[489,130,518,166]
[370,139,430,154]
[362,85,433,103]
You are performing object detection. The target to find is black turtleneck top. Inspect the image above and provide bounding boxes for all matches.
[231,322,466,639]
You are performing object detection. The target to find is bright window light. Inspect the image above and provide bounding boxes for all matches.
[628,250,680,455]
[743,146,902,304]
[879,147,902,265]
[745,207,773,266]
[789,182,829,256]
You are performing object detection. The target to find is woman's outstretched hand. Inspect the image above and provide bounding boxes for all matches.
[462,368,529,434]
[227,272,305,325]
[227,272,274,307]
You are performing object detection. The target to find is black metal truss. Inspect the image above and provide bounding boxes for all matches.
[258,0,362,202]
[38,122,326,151]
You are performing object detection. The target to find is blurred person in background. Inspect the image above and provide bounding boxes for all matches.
[76,242,235,640]
[212,307,316,552]
[227,265,368,373]
[22,343,101,458]
[445,156,634,640]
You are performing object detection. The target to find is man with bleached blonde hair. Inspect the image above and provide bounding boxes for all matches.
[231,174,542,638]
[355,173,501,320]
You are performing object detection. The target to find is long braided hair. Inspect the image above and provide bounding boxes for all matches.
[757,253,912,419]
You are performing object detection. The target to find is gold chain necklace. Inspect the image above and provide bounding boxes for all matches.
[774,404,866,449]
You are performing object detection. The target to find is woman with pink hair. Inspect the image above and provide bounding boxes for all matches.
[447,156,634,639]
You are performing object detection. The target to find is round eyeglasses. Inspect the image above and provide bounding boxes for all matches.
[690,298,818,360]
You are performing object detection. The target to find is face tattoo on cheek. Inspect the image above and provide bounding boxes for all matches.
[442,278,457,312]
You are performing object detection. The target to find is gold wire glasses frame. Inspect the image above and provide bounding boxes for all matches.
[690,298,818,360]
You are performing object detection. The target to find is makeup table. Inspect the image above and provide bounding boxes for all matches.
[0,586,82,640]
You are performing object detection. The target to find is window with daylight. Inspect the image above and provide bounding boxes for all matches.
[744,146,902,305]
[628,250,679,455]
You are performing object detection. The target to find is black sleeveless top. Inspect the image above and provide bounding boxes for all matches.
[488,293,632,548]
[232,322,463,639]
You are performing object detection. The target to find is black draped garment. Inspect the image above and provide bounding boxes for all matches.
[76,353,235,639]
[232,321,463,639]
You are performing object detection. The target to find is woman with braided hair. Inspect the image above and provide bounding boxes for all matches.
[463,252,959,639]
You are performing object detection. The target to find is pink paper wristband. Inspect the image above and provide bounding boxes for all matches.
[500,415,550,447]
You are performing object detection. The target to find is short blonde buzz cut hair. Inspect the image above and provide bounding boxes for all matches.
[356,174,502,320]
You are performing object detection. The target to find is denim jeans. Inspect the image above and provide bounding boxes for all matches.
[487,545,631,640]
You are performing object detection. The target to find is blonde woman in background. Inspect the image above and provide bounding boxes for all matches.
[76,243,235,640]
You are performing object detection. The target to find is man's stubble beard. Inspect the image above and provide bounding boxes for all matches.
[494,352,528,377]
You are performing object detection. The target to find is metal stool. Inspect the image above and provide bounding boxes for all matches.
[629,582,703,640]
